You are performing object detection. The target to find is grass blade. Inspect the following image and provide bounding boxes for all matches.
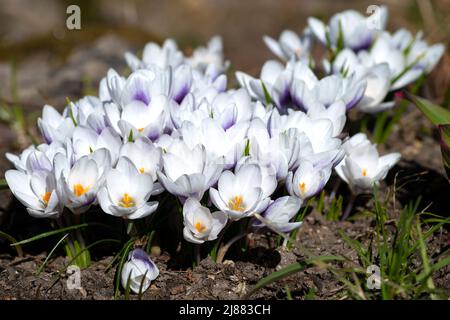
[245,261,308,298]
[11,223,89,246]
[0,230,23,257]
[36,233,69,275]
[407,93,450,125]
[0,178,8,189]
[246,255,344,298]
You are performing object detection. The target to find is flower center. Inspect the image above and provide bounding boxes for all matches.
[299,182,306,195]
[42,191,51,205]
[362,168,367,177]
[119,193,135,208]
[73,184,90,197]
[138,128,144,132]
[228,195,245,212]
[139,167,145,173]
[195,221,206,233]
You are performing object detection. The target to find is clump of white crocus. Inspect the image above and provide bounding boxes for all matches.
[335,133,401,193]
[209,163,270,221]
[286,159,332,200]
[252,196,303,233]
[121,248,159,294]
[5,169,63,218]
[182,198,227,244]
[98,157,158,220]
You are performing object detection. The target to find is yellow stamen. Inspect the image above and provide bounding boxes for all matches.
[138,128,144,132]
[73,184,90,197]
[42,191,51,205]
[139,167,145,174]
[195,221,206,233]
[119,193,135,208]
[299,182,306,194]
[362,168,367,177]
[228,195,245,212]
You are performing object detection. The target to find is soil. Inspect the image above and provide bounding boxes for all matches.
[0,0,449,300]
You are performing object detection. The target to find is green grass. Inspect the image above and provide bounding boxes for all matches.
[338,192,449,300]
[247,189,449,300]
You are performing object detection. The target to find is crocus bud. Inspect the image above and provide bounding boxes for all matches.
[121,248,159,294]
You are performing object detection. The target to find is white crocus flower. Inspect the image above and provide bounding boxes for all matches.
[286,159,332,200]
[8,142,66,177]
[190,70,227,103]
[209,89,254,129]
[71,126,122,163]
[99,68,126,104]
[180,118,248,169]
[182,198,227,244]
[292,71,366,111]
[269,109,344,169]
[121,248,159,294]
[341,133,371,153]
[119,137,162,183]
[246,119,292,180]
[209,163,270,221]
[367,32,420,91]
[5,169,63,218]
[104,80,170,141]
[335,135,401,193]
[237,60,366,112]
[106,98,167,142]
[308,7,388,51]
[97,157,158,220]
[6,145,36,172]
[329,49,393,113]
[157,140,224,201]
[169,93,210,129]
[59,154,107,214]
[307,100,346,137]
[354,31,444,92]
[252,196,303,233]
[116,69,171,109]
[264,29,312,62]
[65,96,109,134]
[38,105,75,144]
[235,156,278,201]
[125,39,184,71]
[235,59,287,104]
[391,29,445,74]
[187,36,229,80]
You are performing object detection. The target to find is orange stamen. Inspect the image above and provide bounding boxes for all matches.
[73,184,89,197]
[119,193,135,208]
[42,191,51,205]
[228,195,245,212]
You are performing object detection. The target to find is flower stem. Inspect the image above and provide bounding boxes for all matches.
[342,192,357,220]
[216,232,247,264]
[194,244,201,266]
